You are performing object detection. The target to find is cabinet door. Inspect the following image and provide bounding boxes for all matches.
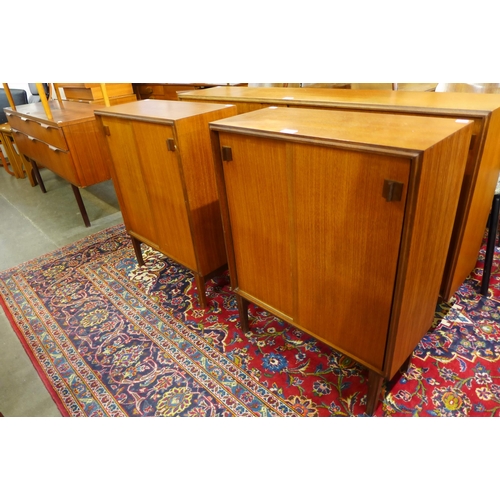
[293,144,410,369]
[219,133,293,318]
[100,116,158,245]
[132,121,196,270]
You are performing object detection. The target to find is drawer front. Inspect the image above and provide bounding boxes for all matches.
[12,130,78,185]
[6,112,68,150]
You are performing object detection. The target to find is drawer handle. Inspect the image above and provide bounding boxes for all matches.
[48,145,64,153]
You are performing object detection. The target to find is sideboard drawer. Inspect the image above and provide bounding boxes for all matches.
[6,112,68,151]
[11,130,78,185]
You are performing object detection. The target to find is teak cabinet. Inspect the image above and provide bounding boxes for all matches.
[209,107,473,414]
[5,100,113,227]
[181,86,500,301]
[94,100,237,308]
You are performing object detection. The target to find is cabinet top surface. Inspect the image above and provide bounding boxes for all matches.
[6,100,106,127]
[93,99,236,123]
[209,107,473,153]
[179,86,500,115]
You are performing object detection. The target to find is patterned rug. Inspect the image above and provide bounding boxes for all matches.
[1,224,499,417]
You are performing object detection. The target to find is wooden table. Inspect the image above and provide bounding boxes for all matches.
[210,107,472,414]
[180,86,500,301]
[5,100,113,227]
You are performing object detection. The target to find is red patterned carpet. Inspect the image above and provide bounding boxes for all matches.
[1,223,499,416]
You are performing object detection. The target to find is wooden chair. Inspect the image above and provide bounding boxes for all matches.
[435,83,500,295]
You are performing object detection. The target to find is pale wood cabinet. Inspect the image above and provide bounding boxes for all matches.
[94,100,237,307]
[181,86,500,301]
[210,107,473,414]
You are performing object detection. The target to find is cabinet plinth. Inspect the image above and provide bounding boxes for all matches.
[94,99,237,308]
[210,107,473,415]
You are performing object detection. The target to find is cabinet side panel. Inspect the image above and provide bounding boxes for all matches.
[387,125,472,379]
[220,134,293,316]
[64,120,112,187]
[99,116,158,244]
[293,144,410,370]
[175,107,236,275]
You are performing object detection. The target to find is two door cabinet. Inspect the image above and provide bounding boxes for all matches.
[94,100,237,308]
[209,107,473,414]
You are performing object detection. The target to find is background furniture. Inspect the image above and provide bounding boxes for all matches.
[28,83,50,103]
[434,83,500,296]
[0,123,31,180]
[94,100,237,307]
[482,176,500,295]
[210,106,472,414]
[0,88,30,180]
[0,88,28,123]
[133,83,235,101]
[179,86,500,302]
[54,83,137,105]
[133,83,247,101]
[5,99,113,226]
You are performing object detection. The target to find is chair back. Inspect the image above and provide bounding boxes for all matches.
[28,83,50,103]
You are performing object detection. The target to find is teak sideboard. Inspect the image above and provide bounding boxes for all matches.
[209,107,472,415]
[180,86,500,301]
[94,100,237,308]
[5,100,113,227]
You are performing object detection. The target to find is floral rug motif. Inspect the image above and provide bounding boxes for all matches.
[1,224,500,417]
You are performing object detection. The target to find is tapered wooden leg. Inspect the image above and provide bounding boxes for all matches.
[130,236,145,266]
[235,294,250,333]
[366,370,384,416]
[31,160,46,193]
[21,154,36,186]
[194,273,208,309]
[71,184,90,227]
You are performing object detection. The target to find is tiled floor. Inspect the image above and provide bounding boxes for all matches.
[0,164,123,416]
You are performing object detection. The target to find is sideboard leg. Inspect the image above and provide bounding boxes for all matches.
[194,272,208,309]
[236,294,250,333]
[31,160,46,193]
[366,370,384,416]
[71,184,90,227]
[130,236,145,266]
